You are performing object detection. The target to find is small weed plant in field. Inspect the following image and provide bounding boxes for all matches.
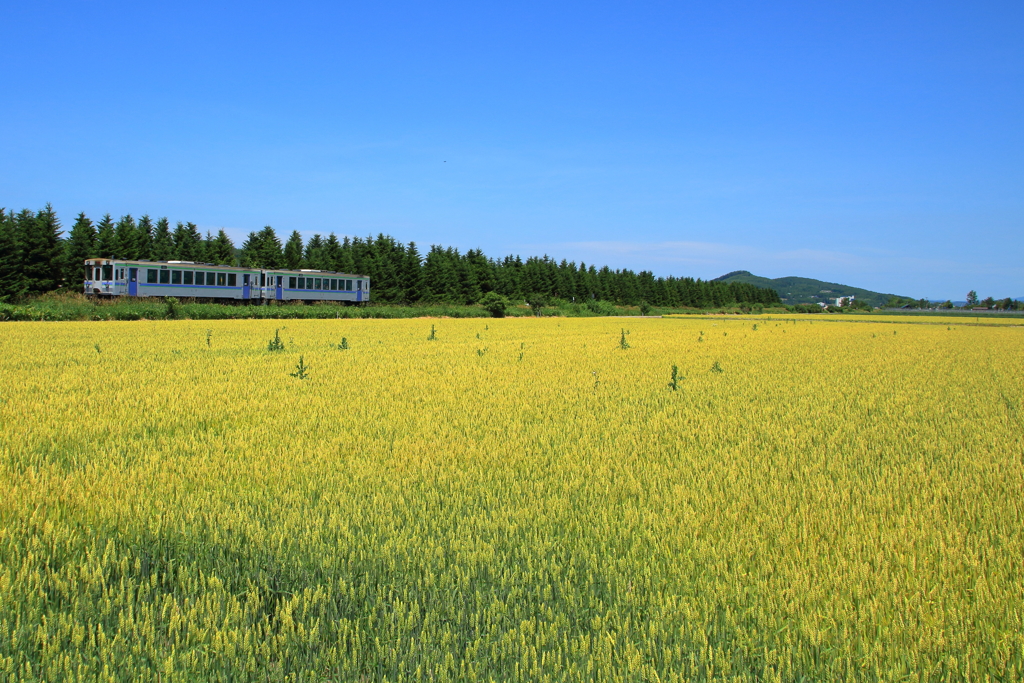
[289,355,311,380]
[668,365,681,390]
[267,329,285,352]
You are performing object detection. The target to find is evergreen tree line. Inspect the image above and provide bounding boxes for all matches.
[1,204,780,308]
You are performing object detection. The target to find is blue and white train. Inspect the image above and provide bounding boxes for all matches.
[84,259,370,304]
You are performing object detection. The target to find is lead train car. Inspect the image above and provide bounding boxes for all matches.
[84,259,370,303]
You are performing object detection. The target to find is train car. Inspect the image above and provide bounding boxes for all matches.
[85,259,263,300]
[259,268,370,304]
[84,259,370,304]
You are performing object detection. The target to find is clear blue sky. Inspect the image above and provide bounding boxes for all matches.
[3,1,1021,300]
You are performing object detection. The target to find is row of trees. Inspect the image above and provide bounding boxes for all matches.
[1,204,781,308]
[884,292,1022,311]
[964,290,1021,311]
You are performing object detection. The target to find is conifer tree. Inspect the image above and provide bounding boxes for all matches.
[240,226,283,268]
[334,236,356,274]
[256,226,283,268]
[209,229,235,265]
[151,218,174,261]
[283,230,304,269]
[0,209,25,301]
[17,204,63,293]
[113,214,138,259]
[239,232,259,267]
[403,242,426,303]
[136,215,154,259]
[63,212,97,291]
[173,221,204,261]
[423,245,459,302]
[203,231,215,262]
[304,234,327,270]
[323,234,342,272]
[95,214,116,258]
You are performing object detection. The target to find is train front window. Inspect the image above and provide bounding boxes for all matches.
[102,265,113,280]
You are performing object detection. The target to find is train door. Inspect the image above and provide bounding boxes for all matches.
[242,274,251,299]
[276,276,283,300]
[356,279,362,302]
[128,268,138,296]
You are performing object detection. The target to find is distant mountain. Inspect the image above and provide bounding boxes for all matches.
[711,271,913,308]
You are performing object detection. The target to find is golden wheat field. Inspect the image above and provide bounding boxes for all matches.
[1,316,1022,682]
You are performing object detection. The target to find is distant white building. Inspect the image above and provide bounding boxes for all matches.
[834,295,855,307]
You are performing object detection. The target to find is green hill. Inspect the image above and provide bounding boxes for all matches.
[711,271,912,307]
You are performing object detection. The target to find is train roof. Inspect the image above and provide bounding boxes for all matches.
[269,267,369,278]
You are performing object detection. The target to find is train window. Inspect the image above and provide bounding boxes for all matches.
[103,265,113,280]
[312,278,319,290]
[228,273,237,287]
[195,272,204,286]
[289,277,296,289]
[159,269,170,284]
[298,277,306,289]
[171,270,182,285]
[183,271,193,285]
[327,279,334,290]
[217,273,226,286]
[260,272,266,287]
[147,269,158,284]
[345,279,352,290]
[357,280,362,290]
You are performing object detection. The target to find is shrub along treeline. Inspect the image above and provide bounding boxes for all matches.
[1,204,780,308]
